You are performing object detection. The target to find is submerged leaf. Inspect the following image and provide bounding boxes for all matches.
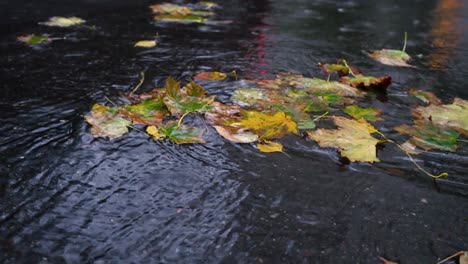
[232,111,298,140]
[408,89,442,105]
[306,116,381,162]
[159,122,205,144]
[84,104,131,139]
[257,140,283,153]
[40,16,85,27]
[134,40,157,48]
[413,98,468,135]
[193,71,227,81]
[395,120,459,152]
[17,34,50,45]
[369,49,412,67]
[213,126,258,143]
[343,105,382,122]
[340,74,392,90]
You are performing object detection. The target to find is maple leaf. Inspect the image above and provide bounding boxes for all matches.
[158,122,205,144]
[395,119,460,152]
[84,104,131,139]
[340,74,392,90]
[343,105,383,122]
[39,17,85,27]
[257,140,283,153]
[163,77,213,116]
[232,111,299,140]
[413,98,468,135]
[369,49,413,67]
[121,98,169,126]
[306,116,382,162]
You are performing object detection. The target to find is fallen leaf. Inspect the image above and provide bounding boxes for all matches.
[290,77,363,97]
[369,49,413,67]
[199,1,219,9]
[17,34,50,45]
[460,252,468,264]
[121,98,169,125]
[134,40,157,48]
[193,71,227,81]
[395,119,460,152]
[185,81,208,97]
[306,116,381,162]
[159,122,205,144]
[84,104,131,139]
[146,125,162,140]
[213,125,258,143]
[413,98,468,135]
[340,74,392,90]
[154,14,206,23]
[205,102,243,125]
[150,3,192,15]
[400,140,423,155]
[40,16,85,27]
[231,88,267,108]
[163,77,213,116]
[257,140,283,153]
[232,111,298,140]
[343,105,383,122]
[408,89,442,105]
[319,63,349,76]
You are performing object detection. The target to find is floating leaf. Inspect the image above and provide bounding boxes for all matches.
[343,105,382,122]
[134,40,157,48]
[154,14,205,23]
[231,88,267,108]
[379,256,398,264]
[340,74,392,90]
[17,34,50,45]
[319,63,349,76]
[162,77,213,116]
[84,104,131,139]
[306,116,381,162]
[304,99,328,113]
[413,98,468,135]
[257,140,283,153]
[232,111,298,140]
[121,98,168,125]
[408,89,442,105]
[146,125,162,140]
[290,77,363,97]
[40,16,85,27]
[199,1,219,9]
[369,49,412,67]
[267,103,316,130]
[159,122,205,144]
[185,81,208,97]
[193,71,227,81]
[395,120,460,152]
[205,102,243,125]
[213,125,258,143]
[150,3,192,15]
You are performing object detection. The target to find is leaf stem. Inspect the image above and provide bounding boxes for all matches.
[177,111,191,128]
[436,251,464,264]
[312,111,329,122]
[342,59,356,77]
[130,71,145,95]
[402,31,408,52]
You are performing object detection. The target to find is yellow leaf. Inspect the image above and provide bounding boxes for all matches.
[193,71,227,81]
[233,111,298,140]
[40,16,85,27]
[213,126,258,143]
[306,116,381,162]
[257,140,283,153]
[134,40,157,48]
[146,125,162,140]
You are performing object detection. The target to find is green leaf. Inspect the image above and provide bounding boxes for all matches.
[319,63,349,75]
[395,120,460,152]
[414,98,468,135]
[84,104,131,139]
[154,14,206,23]
[306,117,381,163]
[17,34,50,45]
[159,122,205,144]
[369,49,412,67]
[343,105,382,122]
[290,77,363,97]
[122,98,169,125]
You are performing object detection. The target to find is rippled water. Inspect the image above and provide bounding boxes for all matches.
[1,0,468,263]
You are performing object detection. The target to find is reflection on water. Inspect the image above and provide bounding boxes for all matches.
[428,0,463,69]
